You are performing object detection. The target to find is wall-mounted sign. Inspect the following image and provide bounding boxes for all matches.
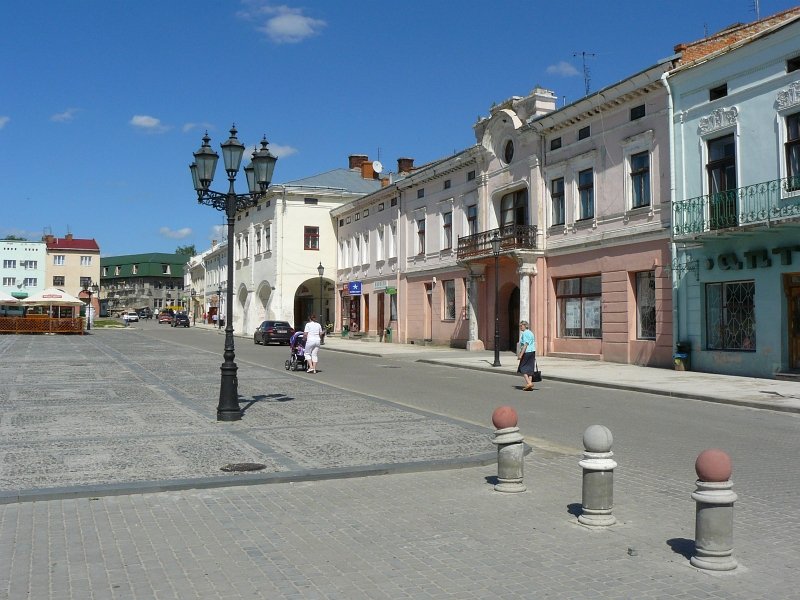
[374,280,388,290]
[386,287,397,295]
[348,281,362,296]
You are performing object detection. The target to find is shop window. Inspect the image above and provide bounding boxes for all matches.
[635,271,656,340]
[443,280,456,320]
[706,281,755,351]
[556,275,601,339]
[304,226,319,250]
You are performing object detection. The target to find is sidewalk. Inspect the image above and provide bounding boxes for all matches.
[320,335,800,413]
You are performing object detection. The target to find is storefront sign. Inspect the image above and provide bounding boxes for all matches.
[386,287,397,294]
[348,281,362,296]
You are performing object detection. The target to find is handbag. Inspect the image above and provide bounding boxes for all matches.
[532,360,542,382]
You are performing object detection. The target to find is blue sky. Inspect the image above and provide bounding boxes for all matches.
[2,0,796,256]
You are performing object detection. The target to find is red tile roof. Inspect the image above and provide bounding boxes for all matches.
[45,237,100,251]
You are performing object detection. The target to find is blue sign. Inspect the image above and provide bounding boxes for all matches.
[348,281,362,296]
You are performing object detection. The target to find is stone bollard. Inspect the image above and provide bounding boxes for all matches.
[491,406,526,493]
[578,425,617,527]
[691,448,738,571]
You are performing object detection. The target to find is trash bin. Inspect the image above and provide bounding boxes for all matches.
[674,342,691,371]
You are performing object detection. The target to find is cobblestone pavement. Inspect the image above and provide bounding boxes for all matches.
[1,331,799,599]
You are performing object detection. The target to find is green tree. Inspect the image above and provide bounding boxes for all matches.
[175,244,196,257]
[2,235,28,241]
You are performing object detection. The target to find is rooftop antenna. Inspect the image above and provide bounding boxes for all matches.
[573,51,596,96]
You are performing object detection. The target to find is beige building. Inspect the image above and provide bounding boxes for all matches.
[44,233,101,313]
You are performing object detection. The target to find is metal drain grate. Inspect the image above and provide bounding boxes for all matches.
[220,462,267,472]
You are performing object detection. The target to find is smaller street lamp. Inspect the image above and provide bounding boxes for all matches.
[217,282,223,330]
[317,262,324,322]
[491,231,501,367]
[83,281,99,331]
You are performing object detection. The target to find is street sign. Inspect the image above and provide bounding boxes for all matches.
[348,281,362,296]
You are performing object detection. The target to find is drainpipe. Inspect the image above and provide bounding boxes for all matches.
[661,70,680,354]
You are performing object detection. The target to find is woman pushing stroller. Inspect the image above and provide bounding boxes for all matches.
[303,313,324,373]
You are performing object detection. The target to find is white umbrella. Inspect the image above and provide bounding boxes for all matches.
[0,290,20,304]
[21,287,85,306]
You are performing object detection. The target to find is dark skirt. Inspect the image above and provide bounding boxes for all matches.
[517,351,536,375]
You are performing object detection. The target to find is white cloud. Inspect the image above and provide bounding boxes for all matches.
[210,225,227,244]
[159,227,193,239]
[0,116,9,129]
[238,2,326,44]
[546,61,580,77]
[51,108,79,122]
[268,143,298,158]
[183,122,214,133]
[130,114,169,133]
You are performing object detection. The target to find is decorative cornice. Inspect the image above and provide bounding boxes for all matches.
[698,107,738,134]
[776,80,800,110]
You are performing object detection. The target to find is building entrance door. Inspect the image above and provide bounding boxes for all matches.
[377,293,385,339]
[364,295,370,336]
[786,274,800,370]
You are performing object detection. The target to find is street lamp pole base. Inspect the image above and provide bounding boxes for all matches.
[217,355,241,421]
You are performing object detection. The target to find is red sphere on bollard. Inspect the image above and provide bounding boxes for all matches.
[492,406,518,429]
[695,448,733,482]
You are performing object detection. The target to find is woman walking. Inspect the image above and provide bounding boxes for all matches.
[517,320,536,391]
[303,313,324,373]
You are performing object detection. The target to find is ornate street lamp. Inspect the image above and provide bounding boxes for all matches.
[83,281,99,331]
[491,231,501,367]
[191,125,277,421]
[317,262,324,322]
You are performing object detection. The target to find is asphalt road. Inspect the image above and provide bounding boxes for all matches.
[138,321,800,503]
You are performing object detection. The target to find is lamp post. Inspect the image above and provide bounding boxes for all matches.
[191,125,277,421]
[83,281,98,331]
[191,289,196,325]
[491,231,501,367]
[317,262,324,322]
[217,282,223,330]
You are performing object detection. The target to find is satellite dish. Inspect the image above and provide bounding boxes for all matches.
[372,160,383,174]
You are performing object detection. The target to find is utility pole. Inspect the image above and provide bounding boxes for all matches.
[573,51,596,97]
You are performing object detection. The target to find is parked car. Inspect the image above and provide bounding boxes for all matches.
[157,312,173,325]
[124,311,139,322]
[138,308,152,320]
[172,313,190,328]
[254,320,294,345]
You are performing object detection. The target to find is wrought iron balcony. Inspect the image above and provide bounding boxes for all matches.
[673,176,800,237]
[457,224,538,260]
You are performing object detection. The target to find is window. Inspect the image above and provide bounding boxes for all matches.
[304,226,320,250]
[339,219,344,226]
[264,224,271,251]
[362,232,369,263]
[417,218,426,255]
[467,205,478,235]
[707,134,737,229]
[417,188,425,199]
[630,104,646,120]
[389,222,397,258]
[53,276,65,286]
[556,275,602,338]
[53,255,65,266]
[706,281,755,351]
[353,237,360,266]
[80,277,91,289]
[24,260,37,269]
[378,202,385,212]
[630,152,650,208]
[709,84,728,100]
[304,197,318,205]
[467,170,476,181]
[355,213,360,221]
[2,260,15,269]
[391,197,398,207]
[444,179,451,190]
[786,113,800,187]
[80,256,92,266]
[115,266,120,275]
[442,212,452,250]
[578,126,590,140]
[2,277,15,286]
[162,264,171,275]
[363,209,369,217]
[635,271,656,340]
[578,169,594,220]
[390,293,398,321]
[23,278,36,286]
[103,267,108,276]
[443,280,456,320]
[550,137,562,150]
[500,189,528,227]
[503,140,515,163]
[551,178,565,225]
[377,227,385,261]
[788,56,800,73]
[132,264,138,274]
[255,229,262,255]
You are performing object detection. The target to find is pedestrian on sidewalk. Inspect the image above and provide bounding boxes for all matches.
[303,313,324,373]
[517,320,536,391]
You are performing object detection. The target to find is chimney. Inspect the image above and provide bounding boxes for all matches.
[349,154,369,170]
[381,177,390,188]
[43,234,54,243]
[211,239,217,247]
[397,157,415,174]
[65,233,73,240]
[361,161,375,180]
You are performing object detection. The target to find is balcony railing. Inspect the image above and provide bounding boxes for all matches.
[673,176,800,237]
[457,224,538,260]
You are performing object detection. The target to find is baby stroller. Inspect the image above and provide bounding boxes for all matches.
[284,331,308,371]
